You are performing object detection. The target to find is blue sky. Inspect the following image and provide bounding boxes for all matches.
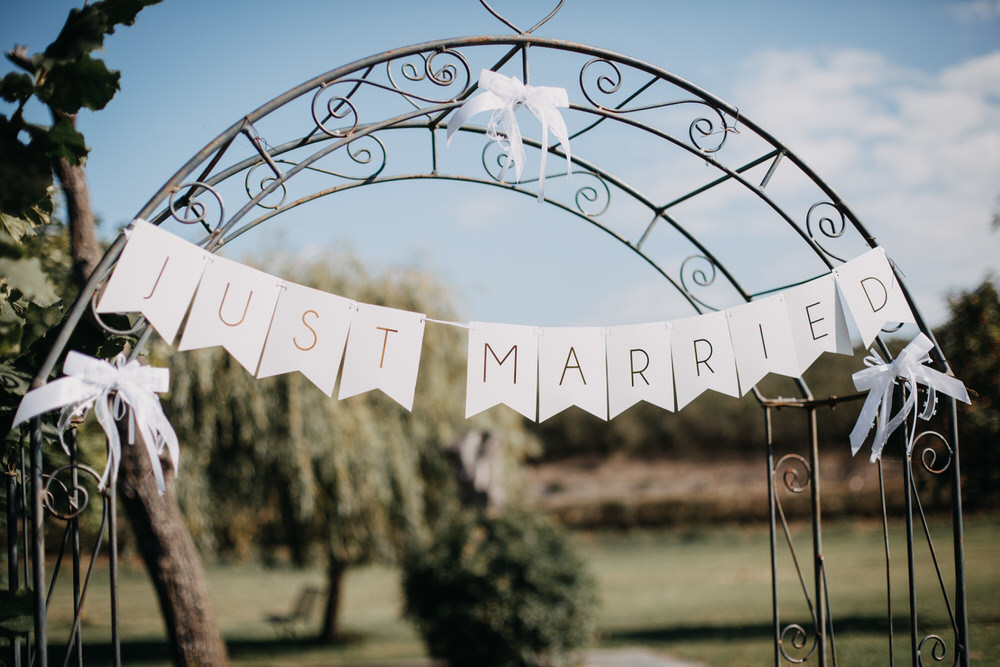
[3,0,999,329]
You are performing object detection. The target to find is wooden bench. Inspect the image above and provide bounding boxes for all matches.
[265,586,322,638]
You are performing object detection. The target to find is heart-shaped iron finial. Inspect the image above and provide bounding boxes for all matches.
[479,0,565,34]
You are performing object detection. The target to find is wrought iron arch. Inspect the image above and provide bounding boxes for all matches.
[8,4,969,666]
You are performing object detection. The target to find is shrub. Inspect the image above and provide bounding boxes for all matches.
[402,508,598,667]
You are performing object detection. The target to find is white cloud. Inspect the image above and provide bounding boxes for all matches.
[733,48,1000,325]
[948,0,1000,22]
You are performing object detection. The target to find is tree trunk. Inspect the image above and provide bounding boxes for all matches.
[56,136,230,666]
[118,437,230,666]
[51,156,101,287]
[319,557,347,642]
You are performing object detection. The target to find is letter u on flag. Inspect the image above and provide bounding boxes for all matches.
[96,220,210,344]
[177,256,284,374]
[338,303,426,411]
[466,322,539,421]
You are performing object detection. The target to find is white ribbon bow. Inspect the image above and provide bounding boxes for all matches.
[447,69,571,201]
[850,333,969,462]
[12,351,180,495]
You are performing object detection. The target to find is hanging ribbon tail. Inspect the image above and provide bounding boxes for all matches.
[848,333,970,462]
[10,350,178,495]
[524,86,571,201]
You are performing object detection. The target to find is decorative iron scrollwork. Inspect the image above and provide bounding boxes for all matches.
[679,255,722,312]
[167,181,225,235]
[42,463,102,521]
[779,622,818,663]
[806,201,848,263]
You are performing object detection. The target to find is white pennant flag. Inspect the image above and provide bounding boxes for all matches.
[727,295,801,394]
[96,220,209,344]
[606,322,674,418]
[465,322,539,421]
[256,282,355,396]
[782,274,853,372]
[671,311,740,410]
[177,256,284,374]
[834,248,916,348]
[338,303,425,411]
[538,327,608,422]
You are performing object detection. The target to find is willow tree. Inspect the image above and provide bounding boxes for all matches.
[162,250,539,641]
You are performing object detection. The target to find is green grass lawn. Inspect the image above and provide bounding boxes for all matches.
[41,514,1000,666]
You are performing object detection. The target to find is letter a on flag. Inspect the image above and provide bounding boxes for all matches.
[465,322,538,420]
[834,248,916,347]
[538,327,608,422]
[96,220,209,344]
[338,303,426,411]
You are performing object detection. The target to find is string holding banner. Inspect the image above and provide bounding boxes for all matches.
[15,218,972,490]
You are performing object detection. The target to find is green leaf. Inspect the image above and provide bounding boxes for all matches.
[37,55,121,113]
[0,117,55,218]
[97,0,164,33]
[0,257,59,307]
[40,117,90,165]
[0,72,35,103]
[0,214,36,245]
[0,588,34,634]
[43,5,109,63]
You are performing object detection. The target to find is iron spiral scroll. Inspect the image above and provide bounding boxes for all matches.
[7,2,971,665]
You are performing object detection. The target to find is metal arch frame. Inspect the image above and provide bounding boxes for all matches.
[7,13,969,667]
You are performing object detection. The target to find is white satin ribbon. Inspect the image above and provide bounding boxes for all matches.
[850,333,969,462]
[447,69,571,200]
[12,351,180,494]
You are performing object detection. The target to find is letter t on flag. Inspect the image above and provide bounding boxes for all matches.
[465,322,538,420]
[338,303,426,411]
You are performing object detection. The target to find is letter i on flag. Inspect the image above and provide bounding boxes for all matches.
[834,248,916,348]
[96,220,210,344]
[256,282,355,397]
[338,303,426,411]
[177,256,284,375]
[726,294,800,394]
[466,322,539,421]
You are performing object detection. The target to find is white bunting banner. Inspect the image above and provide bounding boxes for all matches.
[96,220,210,344]
[606,322,674,418]
[782,273,854,371]
[834,247,916,348]
[538,327,608,422]
[727,294,800,394]
[177,256,284,375]
[338,303,426,411]
[256,282,355,397]
[671,311,740,410]
[466,322,539,421]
